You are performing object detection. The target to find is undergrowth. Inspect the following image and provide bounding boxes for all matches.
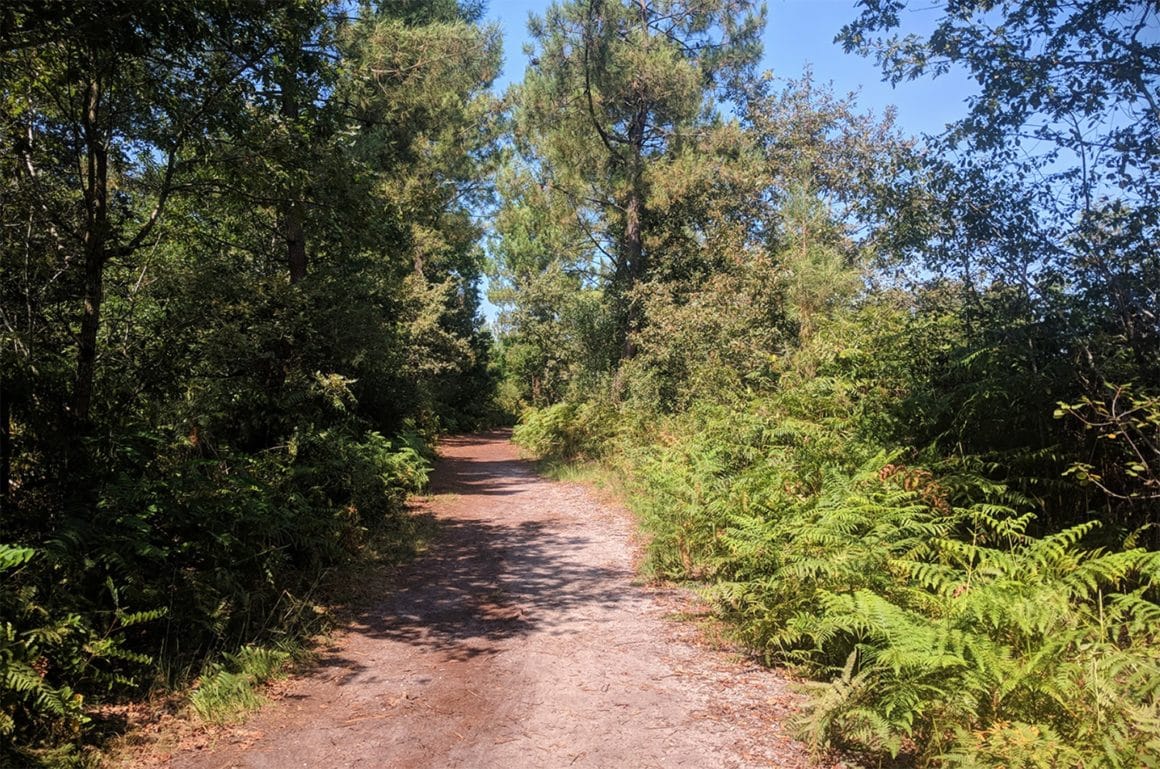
[514,394,1160,768]
[188,645,293,724]
[1,424,434,768]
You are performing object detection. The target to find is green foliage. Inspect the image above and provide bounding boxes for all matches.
[0,546,87,743]
[1057,384,1160,506]
[0,0,493,760]
[0,544,164,761]
[786,509,1160,766]
[838,0,1160,529]
[495,0,765,363]
[605,389,1160,767]
[188,645,291,725]
[513,400,619,462]
[519,268,1160,767]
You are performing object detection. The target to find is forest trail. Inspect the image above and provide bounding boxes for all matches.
[158,431,818,769]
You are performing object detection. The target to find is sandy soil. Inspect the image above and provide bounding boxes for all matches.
[150,431,824,769]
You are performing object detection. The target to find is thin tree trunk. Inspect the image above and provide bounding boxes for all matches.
[72,74,109,425]
[286,199,307,283]
[619,0,650,359]
[621,186,643,359]
[73,255,104,423]
[620,104,647,360]
[1,377,10,511]
[280,72,307,283]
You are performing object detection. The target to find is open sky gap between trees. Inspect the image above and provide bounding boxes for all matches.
[1,1,1158,767]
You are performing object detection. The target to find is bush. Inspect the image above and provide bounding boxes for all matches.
[0,416,433,765]
[1,544,162,764]
[512,400,619,461]
[536,307,1160,768]
[611,396,1160,768]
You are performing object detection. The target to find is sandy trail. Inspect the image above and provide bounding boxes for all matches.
[163,431,816,769]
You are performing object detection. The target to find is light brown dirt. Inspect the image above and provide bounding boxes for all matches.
[149,431,825,769]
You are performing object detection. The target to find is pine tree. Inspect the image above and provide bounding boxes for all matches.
[507,0,763,361]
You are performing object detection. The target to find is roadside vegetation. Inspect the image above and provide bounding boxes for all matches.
[1,2,497,765]
[3,1,1157,767]
[500,1,1160,767]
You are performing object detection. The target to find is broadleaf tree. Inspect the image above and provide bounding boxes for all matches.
[839,0,1159,378]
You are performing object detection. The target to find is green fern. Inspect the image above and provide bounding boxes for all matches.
[612,400,1160,767]
[188,644,291,724]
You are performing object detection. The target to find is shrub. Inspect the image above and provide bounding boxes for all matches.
[585,341,1160,768]
[1,544,163,765]
[618,407,1160,767]
[513,400,619,461]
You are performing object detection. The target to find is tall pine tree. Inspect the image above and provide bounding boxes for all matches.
[504,0,763,362]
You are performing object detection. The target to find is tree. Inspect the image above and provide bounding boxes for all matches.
[838,0,1159,379]
[1,2,332,434]
[623,75,915,410]
[509,0,763,360]
[839,0,1160,520]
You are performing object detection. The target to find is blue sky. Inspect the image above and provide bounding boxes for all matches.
[484,0,975,139]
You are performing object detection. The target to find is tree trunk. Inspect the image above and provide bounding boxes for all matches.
[620,3,652,360]
[619,103,648,360]
[621,185,643,359]
[72,74,109,425]
[73,254,105,424]
[1,377,10,511]
[286,199,307,283]
[280,72,308,283]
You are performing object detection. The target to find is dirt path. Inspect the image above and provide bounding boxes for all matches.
[160,431,819,769]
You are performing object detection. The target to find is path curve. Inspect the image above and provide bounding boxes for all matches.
[163,431,817,769]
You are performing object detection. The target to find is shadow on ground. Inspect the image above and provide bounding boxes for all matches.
[308,431,630,684]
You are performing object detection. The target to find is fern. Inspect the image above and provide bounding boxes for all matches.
[0,546,35,572]
[189,644,291,724]
[612,400,1160,767]
[530,373,1160,768]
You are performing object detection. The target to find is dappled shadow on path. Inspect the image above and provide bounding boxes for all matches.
[424,459,535,496]
[427,430,535,497]
[306,431,631,684]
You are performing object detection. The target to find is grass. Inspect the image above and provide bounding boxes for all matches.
[538,457,628,494]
